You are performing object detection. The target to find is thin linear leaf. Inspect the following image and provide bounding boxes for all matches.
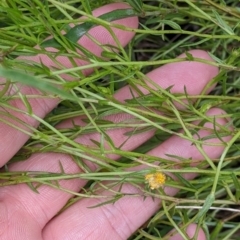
[87,194,123,208]
[126,0,143,13]
[0,67,78,102]
[212,9,235,35]
[159,20,181,30]
[174,173,196,190]
[26,182,40,194]
[231,173,240,202]
[195,193,215,221]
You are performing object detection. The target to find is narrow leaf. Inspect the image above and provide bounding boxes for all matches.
[126,0,143,13]
[231,173,240,202]
[195,193,215,221]
[0,68,78,102]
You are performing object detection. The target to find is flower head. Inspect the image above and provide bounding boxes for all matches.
[145,171,166,190]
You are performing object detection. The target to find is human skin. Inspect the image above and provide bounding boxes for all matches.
[0,3,232,240]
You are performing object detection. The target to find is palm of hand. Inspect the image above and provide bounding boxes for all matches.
[0,3,231,240]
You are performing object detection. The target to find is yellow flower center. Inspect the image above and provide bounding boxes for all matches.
[145,172,166,190]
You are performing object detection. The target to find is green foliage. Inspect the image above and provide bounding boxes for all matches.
[0,0,240,239]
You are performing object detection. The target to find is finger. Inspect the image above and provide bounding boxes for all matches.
[114,49,218,102]
[57,49,219,162]
[0,2,138,166]
[0,51,219,239]
[42,108,231,239]
[168,224,206,240]
[21,3,138,77]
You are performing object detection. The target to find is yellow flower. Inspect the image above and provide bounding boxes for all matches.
[145,171,166,190]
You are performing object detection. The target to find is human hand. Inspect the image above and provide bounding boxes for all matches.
[0,3,232,240]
